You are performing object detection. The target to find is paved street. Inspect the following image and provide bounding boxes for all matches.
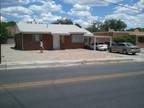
[0,62,144,108]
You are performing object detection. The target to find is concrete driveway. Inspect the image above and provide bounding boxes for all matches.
[1,44,144,65]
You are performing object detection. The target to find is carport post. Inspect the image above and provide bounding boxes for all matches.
[94,37,96,51]
[110,36,112,47]
[22,33,24,50]
[135,35,138,45]
[0,43,1,64]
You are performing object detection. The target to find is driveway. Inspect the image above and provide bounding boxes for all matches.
[1,44,144,64]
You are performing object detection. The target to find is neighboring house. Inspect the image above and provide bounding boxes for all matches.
[93,31,144,48]
[15,22,93,50]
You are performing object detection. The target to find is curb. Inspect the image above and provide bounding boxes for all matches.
[0,58,135,70]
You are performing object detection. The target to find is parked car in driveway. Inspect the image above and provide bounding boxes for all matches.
[109,42,140,55]
[97,43,108,51]
[89,43,108,51]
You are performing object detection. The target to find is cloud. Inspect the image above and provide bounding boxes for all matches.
[68,4,98,27]
[1,6,33,15]
[105,13,144,28]
[0,16,7,22]
[29,1,63,13]
[105,0,144,28]
[68,4,91,17]
[114,0,144,14]
[16,12,62,23]
[0,0,31,7]
[40,13,62,22]
[62,0,123,6]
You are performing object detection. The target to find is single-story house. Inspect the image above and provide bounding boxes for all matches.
[15,22,93,50]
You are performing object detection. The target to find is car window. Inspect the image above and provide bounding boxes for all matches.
[118,43,125,46]
[126,42,134,46]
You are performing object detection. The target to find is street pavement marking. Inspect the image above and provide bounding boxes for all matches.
[0,71,144,89]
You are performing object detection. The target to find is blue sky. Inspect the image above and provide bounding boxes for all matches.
[0,0,144,28]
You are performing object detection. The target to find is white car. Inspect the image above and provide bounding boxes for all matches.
[89,43,108,51]
[96,43,108,51]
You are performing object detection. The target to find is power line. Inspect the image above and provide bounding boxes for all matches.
[101,0,142,12]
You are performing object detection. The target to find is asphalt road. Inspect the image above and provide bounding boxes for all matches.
[0,62,144,108]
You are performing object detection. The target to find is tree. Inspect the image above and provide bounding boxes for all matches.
[86,21,103,32]
[52,18,73,24]
[75,23,82,28]
[0,22,8,43]
[0,21,16,43]
[102,19,127,31]
[127,27,144,32]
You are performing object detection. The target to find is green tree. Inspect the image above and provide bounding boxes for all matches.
[0,22,8,43]
[127,27,144,32]
[0,21,16,43]
[52,18,73,24]
[102,19,127,31]
[86,21,103,32]
[75,23,81,28]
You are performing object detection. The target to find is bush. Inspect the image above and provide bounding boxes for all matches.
[113,36,136,44]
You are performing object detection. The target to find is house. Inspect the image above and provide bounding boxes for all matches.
[15,22,93,50]
[92,31,144,48]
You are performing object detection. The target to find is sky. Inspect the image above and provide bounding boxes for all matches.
[0,0,144,28]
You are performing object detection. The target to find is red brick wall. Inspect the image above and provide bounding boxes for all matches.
[42,34,53,50]
[62,35,84,49]
[15,34,22,50]
[23,34,39,50]
[137,43,144,48]
[15,34,53,50]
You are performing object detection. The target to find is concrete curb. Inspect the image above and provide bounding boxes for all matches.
[0,58,136,70]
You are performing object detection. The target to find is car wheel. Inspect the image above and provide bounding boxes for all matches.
[123,50,127,54]
[109,48,112,52]
[132,53,136,55]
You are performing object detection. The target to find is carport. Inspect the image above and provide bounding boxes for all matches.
[84,34,112,51]
[129,31,144,48]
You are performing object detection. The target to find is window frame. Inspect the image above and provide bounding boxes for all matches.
[72,35,84,43]
[33,34,41,42]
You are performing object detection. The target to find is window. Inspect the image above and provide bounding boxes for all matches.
[33,34,41,42]
[72,35,84,43]
[138,37,144,43]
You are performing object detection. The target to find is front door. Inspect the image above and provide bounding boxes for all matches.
[53,34,60,49]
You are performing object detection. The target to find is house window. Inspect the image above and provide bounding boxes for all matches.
[72,35,84,43]
[138,37,144,43]
[33,34,41,42]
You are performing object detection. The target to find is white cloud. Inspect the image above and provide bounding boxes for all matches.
[105,0,144,28]
[62,0,123,6]
[72,4,90,11]
[1,6,33,15]
[1,0,31,7]
[20,15,34,22]
[29,1,62,13]
[114,0,144,14]
[105,13,144,28]
[0,16,7,22]
[68,4,91,17]
[74,19,89,27]
[40,12,62,22]
[68,4,98,27]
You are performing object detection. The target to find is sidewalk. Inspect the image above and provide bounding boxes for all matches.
[0,44,144,70]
